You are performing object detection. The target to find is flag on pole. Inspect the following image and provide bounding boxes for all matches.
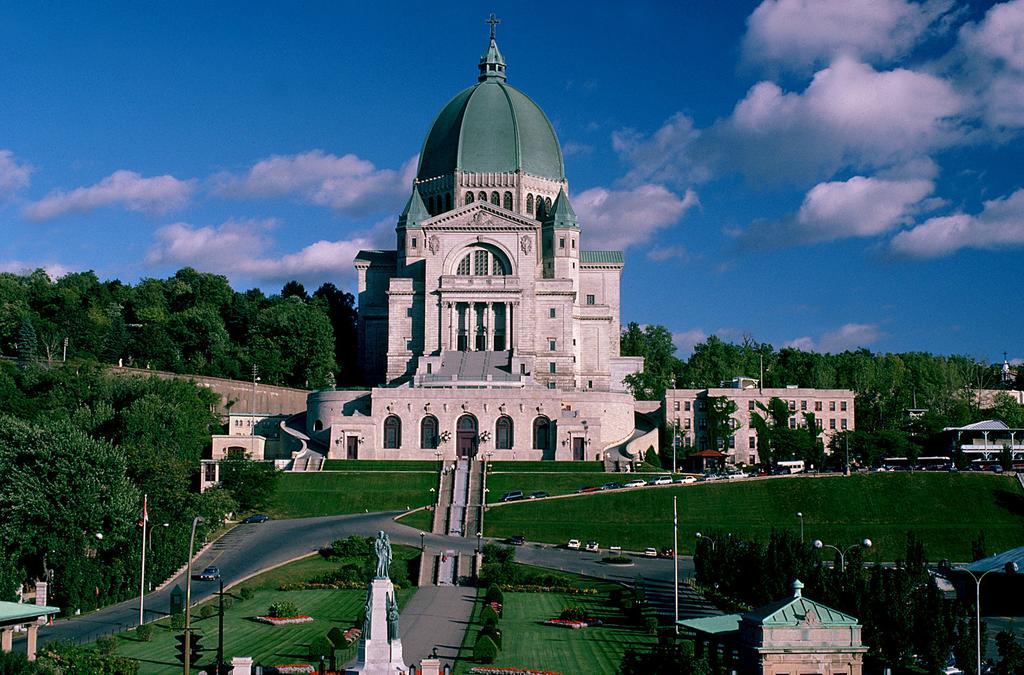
[137,494,149,527]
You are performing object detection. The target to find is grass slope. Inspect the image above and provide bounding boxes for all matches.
[484,473,1024,561]
[322,460,439,472]
[267,472,436,518]
[454,588,657,675]
[488,461,605,473]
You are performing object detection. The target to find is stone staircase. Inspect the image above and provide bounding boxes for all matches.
[637,576,723,621]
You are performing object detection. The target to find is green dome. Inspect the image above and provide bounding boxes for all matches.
[416,79,566,182]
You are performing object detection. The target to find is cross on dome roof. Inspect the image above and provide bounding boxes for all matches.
[486,13,500,40]
[478,14,507,82]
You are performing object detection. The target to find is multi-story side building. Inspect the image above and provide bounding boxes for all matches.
[665,378,856,466]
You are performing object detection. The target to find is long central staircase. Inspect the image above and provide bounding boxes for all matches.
[420,458,485,586]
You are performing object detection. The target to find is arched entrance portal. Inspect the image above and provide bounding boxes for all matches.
[456,414,478,459]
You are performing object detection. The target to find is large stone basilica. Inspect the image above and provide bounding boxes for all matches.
[302,26,646,463]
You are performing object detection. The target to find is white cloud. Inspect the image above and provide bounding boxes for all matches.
[743,0,955,72]
[646,245,691,262]
[573,185,698,250]
[957,0,1024,129]
[612,113,707,189]
[785,323,885,353]
[145,218,378,286]
[25,170,195,220]
[0,260,74,279]
[739,175,934,247]
[672,329,707,355]
[0,150,32,200]
[890,187,1024,257]
[212,150,417,216]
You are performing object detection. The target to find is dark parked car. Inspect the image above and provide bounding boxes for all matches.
[197,566,220,581]
[529,491,550,499]
[242,514,270,524]
[501,491,524,502]
[601,482,623,490]
[507,535,526,546]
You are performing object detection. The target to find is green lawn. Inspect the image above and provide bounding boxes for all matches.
[113,551,417,673]
[485,472,671,503]
[488,461,605,473]
[454,587,657,675]
[267,471,437,518]
[396,508,433,533]
[484,473,1024,561]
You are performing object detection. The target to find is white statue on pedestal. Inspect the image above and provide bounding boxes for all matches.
[348,531,407,674]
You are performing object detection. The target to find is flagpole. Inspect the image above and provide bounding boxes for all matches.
[139,494,147,626]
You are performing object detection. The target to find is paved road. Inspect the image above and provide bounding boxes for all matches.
[25,512,696,649]
[394,586,477,668]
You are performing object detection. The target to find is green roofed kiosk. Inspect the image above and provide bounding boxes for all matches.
[0,600,60,661]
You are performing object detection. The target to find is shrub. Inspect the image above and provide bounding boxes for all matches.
[327,626,347,649]
[95,635,117,655]
[473,634,498,663]
[239,587,254,601]
[307,635,334,660]
[267,600,300,618]
[483,584,504,606]
[135,623,153,642]
[478,624,502,649]
[480,604,500,627]
[602,555,631,564]
[222,597,233,610]
[199,604,215,619]
[330,536,373,558]
[170,612,185,630]
[644,615,659,635]
[559,606,587,621]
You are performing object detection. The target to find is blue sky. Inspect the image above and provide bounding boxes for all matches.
[1,1,1022,363]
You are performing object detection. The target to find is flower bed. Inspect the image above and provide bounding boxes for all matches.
[254,615,314,625]
[497,584,598,595]
[469,668,563,675]
[542,618,588,629]
[343,627,361,644]
[266,665,315,674]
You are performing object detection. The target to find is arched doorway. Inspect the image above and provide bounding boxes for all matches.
[456,414,478,459]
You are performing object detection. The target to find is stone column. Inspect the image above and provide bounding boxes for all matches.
[484,302,491,350]
[26,624,38,661]
[503,302,510,352]
[467,303,476,351]
[510,302,518,351]
[1,627,12,652]
[447,302,454,351]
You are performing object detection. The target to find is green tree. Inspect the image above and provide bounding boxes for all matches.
[620,323,681,400]
[218,454,279,511]
[17,317,37,368]
[703,396,737,452]
[250,297,337,388]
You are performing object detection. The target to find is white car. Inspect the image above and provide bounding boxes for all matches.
[650,476,672,485]
[566,539,581,550]
[609,545,622,554]
[623,479,647,488]
[675,476,697,484]
[585,540,599,552]
[644,547,658,557]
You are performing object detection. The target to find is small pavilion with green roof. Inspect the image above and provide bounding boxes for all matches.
[0,599,60,661]
[679,580,867,674]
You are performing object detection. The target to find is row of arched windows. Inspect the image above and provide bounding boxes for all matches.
[381,414,552,450]
[526,193,552,219]
[426,193,452,215]
[465,191,513,210]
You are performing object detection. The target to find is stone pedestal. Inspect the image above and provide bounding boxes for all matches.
[350,578,407,674]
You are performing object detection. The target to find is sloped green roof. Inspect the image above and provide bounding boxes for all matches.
[742,595,859,627]
[545,187,579,229]
[416,38,564,182]
[678,613,740,635]
[580,251,624,264]
[354,250,397,266]
[0,600,60,625]
[398,189,430,228]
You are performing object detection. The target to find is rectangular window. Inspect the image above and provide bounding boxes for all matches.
[698,418,707,430]
[549,308,556,318]
[571,239,576,248]
[816,418,823,429]
[406,340,414,350]
[729,436,736,449]
[674,401,680,411]
[684,401,691,411]
[547,382,556,389]
[549,362,556,373]
[697,400,706,411]
[815,401,822,411]
[841,401,848,411]
[559,237,565,249]
[841,418,848,430]
[426,364,432,374]
[520,363,526,374]
[788,400,796,411]
[789,417,796,429]
[748,400,756,411]
[586,294,596,305]
[830,418,837,429]
[549,339,556,351]
[411,237,417,248]
[588,380,593,389]
[829,401,837,411]
[685,418,691,430]
[801,400,807,410]
[749,436,756,449]
[406,308,413,317]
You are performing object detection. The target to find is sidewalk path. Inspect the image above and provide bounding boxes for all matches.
[395,586,478,668]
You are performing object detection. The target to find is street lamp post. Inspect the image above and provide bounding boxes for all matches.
[183,516,204,675]
[476,531,482,554]
[695,532,716,551]
[796,512,804,543]
[420,532,426,551]
[812,538,872,572]
[958,561,1019,675]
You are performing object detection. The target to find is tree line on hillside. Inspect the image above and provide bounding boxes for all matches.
[0,268,359,389]
[0,361,272,613]
[622,324,1023,466]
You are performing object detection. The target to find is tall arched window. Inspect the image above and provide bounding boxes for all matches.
[465,191,474,205]
[445,193,452,211]
[545,197,552,212]
[420,415,439,449]
[384,415,402,449]
[496,416,514,449]
[503,192,513,210]
[427,195,435,214]
[491,191,500,205]
[454,246,509,276]
[526,194,534,214]
[478,191,487,202]
[536,198,546,219]
[533,416,551,450]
